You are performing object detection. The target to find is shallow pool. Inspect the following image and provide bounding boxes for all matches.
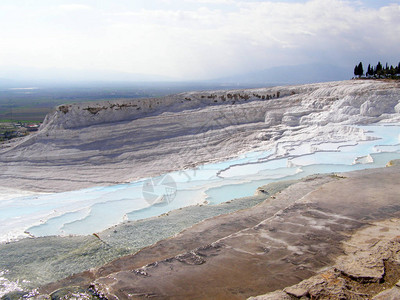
[1,124,399,242]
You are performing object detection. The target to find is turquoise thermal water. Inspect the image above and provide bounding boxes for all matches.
[0,124,399,241]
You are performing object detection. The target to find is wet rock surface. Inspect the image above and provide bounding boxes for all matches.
[252,219,400,300]
[0,179,296,296]
[36,175,329,297]
[31,165,400,299]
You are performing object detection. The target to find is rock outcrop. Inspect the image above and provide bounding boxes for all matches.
[250,219,400,300]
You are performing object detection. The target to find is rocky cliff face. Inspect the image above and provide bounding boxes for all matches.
[0,80,399,192]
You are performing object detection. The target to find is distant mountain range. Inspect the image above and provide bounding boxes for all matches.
[212,63,352,85]
[0,63,352,88]
[0,67,174,87]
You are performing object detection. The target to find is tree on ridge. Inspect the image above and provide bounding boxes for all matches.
[354,62,363,78]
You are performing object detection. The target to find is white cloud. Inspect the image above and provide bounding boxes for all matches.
[98,0,400,78]
[184,0,235,3]
[59,4,92,11]
[0,0,399,80]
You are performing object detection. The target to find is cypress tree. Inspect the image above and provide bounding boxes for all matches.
[376,62,383,77]
[353,61,400,78]
[357,62,364,77]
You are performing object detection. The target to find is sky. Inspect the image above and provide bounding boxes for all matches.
[0,0,399,81]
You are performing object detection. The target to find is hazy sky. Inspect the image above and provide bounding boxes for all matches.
[0,0,399,80]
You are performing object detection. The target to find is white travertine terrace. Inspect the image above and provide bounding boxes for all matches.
[0,80,399,242]
[1,80,398,193]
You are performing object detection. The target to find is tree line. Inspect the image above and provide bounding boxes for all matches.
[354,61,400,79]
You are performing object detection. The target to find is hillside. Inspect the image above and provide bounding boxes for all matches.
[0,80,399,193]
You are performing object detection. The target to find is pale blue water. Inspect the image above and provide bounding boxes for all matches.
[205,125,400,204]
[1,124,399,241]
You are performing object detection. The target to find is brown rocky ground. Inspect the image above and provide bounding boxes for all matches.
[250,219,400,299]
[29,163,400,300]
